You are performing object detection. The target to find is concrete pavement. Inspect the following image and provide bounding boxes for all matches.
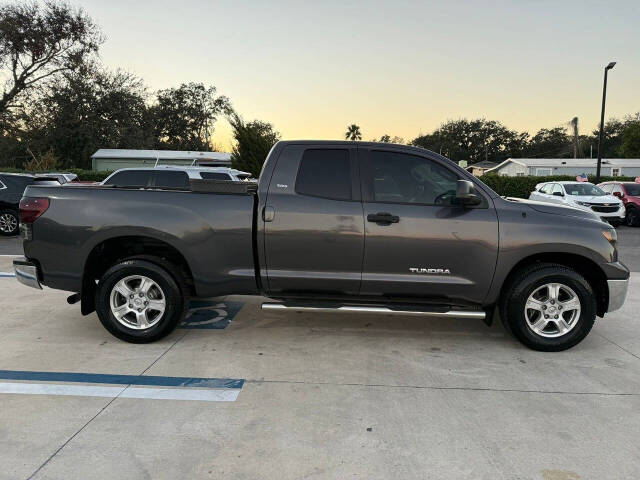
[0,249,638,479]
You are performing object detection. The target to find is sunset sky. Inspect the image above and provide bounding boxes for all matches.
[74,0,638,151]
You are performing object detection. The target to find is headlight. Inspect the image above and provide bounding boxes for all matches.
[575,201,591,207]
[602,229,617,244]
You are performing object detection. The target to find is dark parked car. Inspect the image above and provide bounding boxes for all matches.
[598,181,640,226]
[13,141,629,351]
[0,173,62,236]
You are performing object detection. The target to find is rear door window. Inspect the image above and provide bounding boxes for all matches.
[103,170,153,187]
[295,149,352,200]
[153,171,190,189]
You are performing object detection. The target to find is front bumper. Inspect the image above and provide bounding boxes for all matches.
[574,204,625,219]
[13,258,42,290]
[607,278,629,312]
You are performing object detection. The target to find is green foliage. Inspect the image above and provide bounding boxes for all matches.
[24,68,148,169]
[478,174,636,198]
[0,1,102,115]
[619,122,640,158]
[148,83,232,151]
[229,114,280,177]
[411,119,528,163]
[345,124,362,141]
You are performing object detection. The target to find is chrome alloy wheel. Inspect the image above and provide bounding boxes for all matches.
[0,213,18,234]
[524,282,581,338]
[109,275,166,330]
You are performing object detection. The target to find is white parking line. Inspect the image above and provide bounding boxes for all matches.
[0,382,240,402]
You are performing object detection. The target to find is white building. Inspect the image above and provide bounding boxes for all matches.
[91,149,232,171]
[484,158,640,177]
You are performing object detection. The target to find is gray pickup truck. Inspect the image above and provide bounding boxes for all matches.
[14,141,629,351]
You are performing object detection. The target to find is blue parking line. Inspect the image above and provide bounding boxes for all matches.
[0,370,244,389]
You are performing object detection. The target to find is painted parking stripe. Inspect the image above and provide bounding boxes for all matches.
[0,272,15,277]
[0,370,244,388]
[0,370,244,402]
[0,383,240,401]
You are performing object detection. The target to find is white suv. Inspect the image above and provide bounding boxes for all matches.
[529,181,625,226]
[101,166,252,189]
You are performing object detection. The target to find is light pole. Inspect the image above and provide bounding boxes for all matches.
[595,61,616,182]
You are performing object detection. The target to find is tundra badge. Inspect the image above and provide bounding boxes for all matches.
[410,267,451,274]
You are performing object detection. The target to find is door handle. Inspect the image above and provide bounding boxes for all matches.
[367,212,399,225]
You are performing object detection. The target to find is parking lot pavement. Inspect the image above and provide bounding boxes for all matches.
[0,235,22,256]
[0,254,639,479]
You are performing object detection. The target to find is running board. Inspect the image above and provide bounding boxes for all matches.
[261,303,485,319]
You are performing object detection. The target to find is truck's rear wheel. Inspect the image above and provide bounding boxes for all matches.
[501,264,596,351]
[95,259,187,343]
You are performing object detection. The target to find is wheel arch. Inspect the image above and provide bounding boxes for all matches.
[500,252,608,317]
[81,235,195,315]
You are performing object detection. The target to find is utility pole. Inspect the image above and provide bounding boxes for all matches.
[596,62,616,182]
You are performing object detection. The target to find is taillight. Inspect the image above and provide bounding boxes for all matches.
[19,197,50,223]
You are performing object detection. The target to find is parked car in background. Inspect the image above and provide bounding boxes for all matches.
[34,172,78,183]
[529,181,625,226]
[598,181,640,227]
[0,173,62,236]
[101,166,252,189]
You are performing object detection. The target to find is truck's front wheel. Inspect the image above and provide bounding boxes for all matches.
[95,259,187,343]
[501,264,596,351]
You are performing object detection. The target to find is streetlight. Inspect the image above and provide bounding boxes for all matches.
[595,61,616,182]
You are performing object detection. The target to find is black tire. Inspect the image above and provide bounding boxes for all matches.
[0,209,19,236]
[500,263,596,351]
[626,207,639,227]
[95,259,187,343]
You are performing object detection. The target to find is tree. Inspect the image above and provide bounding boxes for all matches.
[590,113,640,158]
[378,134,404,144]
[345,124,362,141]
[525,127,571,158]
[0,1,102,116]
[148,82,232,151]
[411,118,527,163]
[619,122,640,158]
[229,114,280,177]
[23,67,149,168]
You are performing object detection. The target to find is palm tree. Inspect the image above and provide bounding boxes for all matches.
[345,124,362,141]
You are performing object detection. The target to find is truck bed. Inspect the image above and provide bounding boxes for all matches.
[22,184,259,297]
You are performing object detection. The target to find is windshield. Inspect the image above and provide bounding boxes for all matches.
[563,183,606,196]
[625,184,640,196]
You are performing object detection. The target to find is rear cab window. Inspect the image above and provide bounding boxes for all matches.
[103,170,153,188]
[200,172,232,181]
[153,171,190,189]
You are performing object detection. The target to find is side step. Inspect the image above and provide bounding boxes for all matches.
[261,303,485,319]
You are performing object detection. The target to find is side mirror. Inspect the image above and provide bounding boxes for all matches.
[613,191,622,198]
[455,180,482,206]
[552,191,564,197]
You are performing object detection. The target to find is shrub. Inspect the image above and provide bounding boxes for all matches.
[477,174,636,198]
